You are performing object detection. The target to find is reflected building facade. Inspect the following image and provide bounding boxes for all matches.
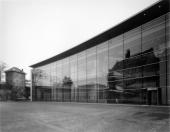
[31,0,170,105]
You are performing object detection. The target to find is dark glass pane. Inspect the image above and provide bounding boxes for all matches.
[166,13,170,74]
[107,79,124,103]
[123,67,142,79]
[168,50,170,74]
[97,77,107,103]
[141,51,165,66]
[109,35,123,70]
[122,78,142,104]
[124,27,141,58]
[168,75,170,105]
[143,76,159,88]
[124,55,142,69]
[142,15,166,54]
[108,69,123,81]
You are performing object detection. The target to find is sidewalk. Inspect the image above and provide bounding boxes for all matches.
[0,102,169,132]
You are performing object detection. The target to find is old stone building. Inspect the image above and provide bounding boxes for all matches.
[5,67,25,100]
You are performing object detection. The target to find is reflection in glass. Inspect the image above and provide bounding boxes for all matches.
[70,55,78,102]
[97,42,108,103]
[109,35,123,70]
[124,27,141,58]
[87,47,97,103]
[78,51,86,102]
[142,15,166,54]
[31,13,169,105]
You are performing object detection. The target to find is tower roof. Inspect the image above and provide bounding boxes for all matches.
[5,67,25,74]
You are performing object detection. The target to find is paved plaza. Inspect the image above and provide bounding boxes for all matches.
[0,102,170,132]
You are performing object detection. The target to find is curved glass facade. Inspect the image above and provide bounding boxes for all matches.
[32,12,170,105]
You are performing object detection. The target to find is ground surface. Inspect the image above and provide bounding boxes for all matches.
[0,102,170,132]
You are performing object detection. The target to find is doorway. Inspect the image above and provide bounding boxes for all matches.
[147,87,161,105]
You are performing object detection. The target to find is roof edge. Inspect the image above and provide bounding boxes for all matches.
[30,0,170,68]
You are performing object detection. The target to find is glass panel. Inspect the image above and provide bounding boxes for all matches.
[87,47,97,103]
[124,55,142,69]
[109,35,123,70]
[78,51,86,102]
[78,80,87,102]
[123,78,142,104]
[123,67,142,79]
[143,76,159,88]
[70,55,78,102]
[51,62,57,101]
[97,77,107,103]
[143,61,166,77]
[142,15,166,55]
[56,60,63,101]
[97,42,108,103]
[166,13,170,74]
[62,58,71,102]
[108,35,123,103]
[124,27,141,58]
[168,74,170,105]
[168,50,170,74]
[107,80,123,103]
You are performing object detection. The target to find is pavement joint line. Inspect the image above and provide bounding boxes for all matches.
[1,101,170,108]
[27,101,170,108]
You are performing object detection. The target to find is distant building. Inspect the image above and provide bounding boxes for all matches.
[5,67,25,100]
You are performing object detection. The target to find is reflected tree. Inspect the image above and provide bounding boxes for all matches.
[32,69,44,86]
[62,76,73,87]
[62,76,73,101]
[0,61,7,83]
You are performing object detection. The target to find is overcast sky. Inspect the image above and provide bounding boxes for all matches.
[0,0,159,80]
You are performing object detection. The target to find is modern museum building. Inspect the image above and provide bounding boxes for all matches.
[30,0,170,105]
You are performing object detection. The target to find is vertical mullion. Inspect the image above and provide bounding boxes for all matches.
[165,14,168,105]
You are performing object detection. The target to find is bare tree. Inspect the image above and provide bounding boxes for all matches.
[0,61,7,83]
[32,69,44,86]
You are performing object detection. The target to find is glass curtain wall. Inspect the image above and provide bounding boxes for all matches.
[32,13,169,105]
[33,65,51,101]
[142,15,166,105]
